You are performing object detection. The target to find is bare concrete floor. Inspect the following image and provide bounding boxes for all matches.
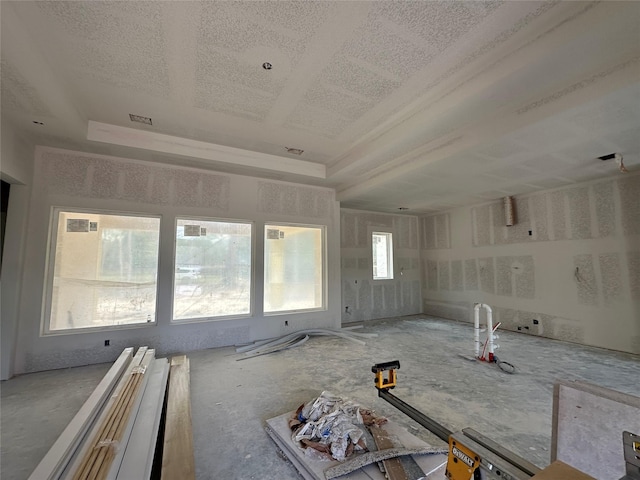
[2,315,639,479]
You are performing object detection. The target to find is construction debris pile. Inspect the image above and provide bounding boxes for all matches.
[288,391,387,462]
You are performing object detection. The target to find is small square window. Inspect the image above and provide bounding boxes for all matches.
[372,232,393,280]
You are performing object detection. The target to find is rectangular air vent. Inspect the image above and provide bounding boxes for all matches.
[285,147,304,155]
[129,114,152,125]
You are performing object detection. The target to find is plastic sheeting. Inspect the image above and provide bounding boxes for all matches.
[291,392,381,462]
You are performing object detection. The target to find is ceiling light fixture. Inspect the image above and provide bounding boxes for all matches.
[285,147,304,155]
[262,62,272,70]
[129,114,152,125]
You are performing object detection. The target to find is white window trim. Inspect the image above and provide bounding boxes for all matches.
[263,222,327,316]
[170,215,255,324]
[41,207,162,336]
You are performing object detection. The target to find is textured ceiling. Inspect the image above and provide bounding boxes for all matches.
[1,0,639,214]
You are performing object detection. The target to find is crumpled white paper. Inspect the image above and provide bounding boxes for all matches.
[293,391,366,461]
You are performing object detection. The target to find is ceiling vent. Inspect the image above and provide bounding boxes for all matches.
[129,114,152,125]
[599,152,629,173]
[285,147,304,155]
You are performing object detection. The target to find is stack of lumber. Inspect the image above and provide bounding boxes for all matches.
[29,348,194,480]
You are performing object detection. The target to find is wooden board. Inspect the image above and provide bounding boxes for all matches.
[28,348,134,480]
[370,425,413,480]
[104,349,157,480]
[265,410,448,480]
[531,460,595,480]
[71,348,153,480]
[552,381,640,479]
[161,355,195,480]
[63,347,149,479]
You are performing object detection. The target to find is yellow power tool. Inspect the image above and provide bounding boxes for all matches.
[371,361,541,480]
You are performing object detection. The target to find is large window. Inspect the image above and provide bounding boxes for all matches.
[264,224,325,313]
[45,210,160,332]
[372,232,393,280]
[173,218,252,321]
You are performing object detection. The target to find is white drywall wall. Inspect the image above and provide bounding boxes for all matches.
[0,121,35,379]
[420,173,640,354]
[1,121,34,184]
[11,147,341,374]
[340,209,422,323]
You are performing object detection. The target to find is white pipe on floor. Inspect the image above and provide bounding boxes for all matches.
[474,303,481,358]
[474,303,494,361]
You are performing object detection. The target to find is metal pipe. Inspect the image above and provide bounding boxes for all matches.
[378,389,452,443]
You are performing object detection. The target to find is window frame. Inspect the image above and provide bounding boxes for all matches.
[171,215,255,324]
[41,207,162,336]
[372,231,394,280]
[263,222,327,315]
